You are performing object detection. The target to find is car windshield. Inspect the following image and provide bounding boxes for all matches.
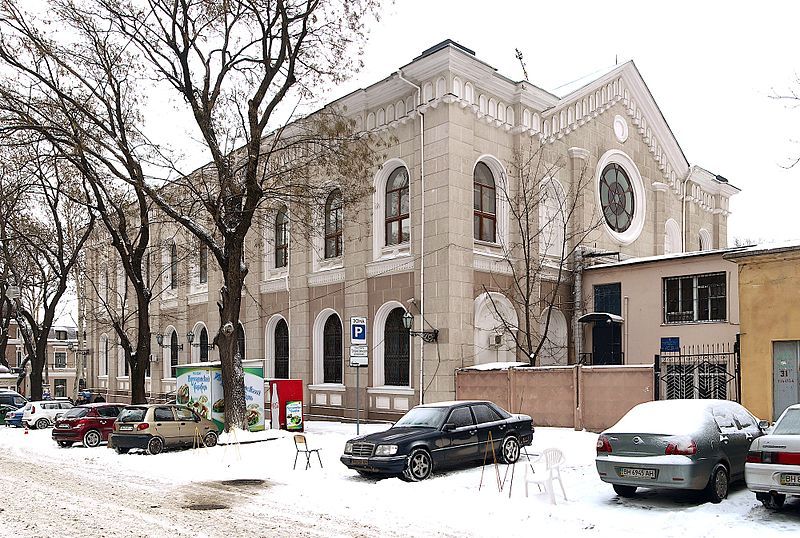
[63,407,90,418]
[394,406,449,428]
[117,407,147,423]
[773,409,800,435]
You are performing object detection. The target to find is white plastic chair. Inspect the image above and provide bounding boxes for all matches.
[524,448,567,504]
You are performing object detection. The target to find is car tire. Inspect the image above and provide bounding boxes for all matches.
[757,492,786,510]
[613,485,637,497]
[35,418,49,430]
[203,431,218,448]
[57,441,73,448]
[401,448,433,482]
[500,435,521,464]
[115,446,129,455]
[705,463,728,503]
[146,436,164,455]
[83,429,102,448]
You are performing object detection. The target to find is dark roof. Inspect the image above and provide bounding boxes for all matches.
[414,39,475,61]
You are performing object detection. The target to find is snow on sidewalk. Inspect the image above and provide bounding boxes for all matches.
[0,422,797,537]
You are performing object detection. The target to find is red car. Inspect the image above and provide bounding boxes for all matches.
[52,403,125,448]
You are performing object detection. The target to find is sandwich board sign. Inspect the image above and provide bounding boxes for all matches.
[350,317,367,345]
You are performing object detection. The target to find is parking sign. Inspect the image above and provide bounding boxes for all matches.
[350,317,367,344]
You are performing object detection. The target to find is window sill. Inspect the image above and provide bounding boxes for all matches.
[379,243,410,259]
[260,274,288,293]
[116,376,129,381]
[366,255,414,278]
[661,320,729,326]
[161,378,176,382]
[307,267,345,287]
[367,386,415,396]
[308,383,346,392]
[98,375,108,379]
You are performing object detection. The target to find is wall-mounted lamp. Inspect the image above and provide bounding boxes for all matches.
[401,311,439,343]
[186,330,214,350]
[155,332,183,350]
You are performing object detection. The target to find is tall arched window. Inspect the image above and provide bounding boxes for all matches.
[100,334,108,376]
[275,207,289,268]
[384,308,410,386]
[169,331,178,378]
[199,243,208,284]
[237,323,246,359]
[539,179,566,258]
[385,168,410,246]
[324,189,343,258]
[323,314,342,383]
[274,319,289,378]
[473,162,496,243]
[199,327,209,362]
[170,242,178,289]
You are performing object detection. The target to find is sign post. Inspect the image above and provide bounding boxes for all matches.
[350,317,368,434]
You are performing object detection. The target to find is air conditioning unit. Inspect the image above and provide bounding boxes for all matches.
[490,333,503,347]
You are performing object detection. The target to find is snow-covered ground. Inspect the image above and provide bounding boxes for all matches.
[0,422,798,537]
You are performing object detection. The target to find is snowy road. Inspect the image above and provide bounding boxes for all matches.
[1,423,798,537]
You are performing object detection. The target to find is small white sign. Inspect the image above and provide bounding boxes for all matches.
[350,317,367,344]
[350,345,368,357]
[349,355,368,367]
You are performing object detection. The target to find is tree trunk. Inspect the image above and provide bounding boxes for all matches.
[218,269,247,432]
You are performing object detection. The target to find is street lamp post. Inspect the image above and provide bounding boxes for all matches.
[401,311,439,343]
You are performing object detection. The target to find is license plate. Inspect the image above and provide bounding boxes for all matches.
[118,425,133,431]
[351,457,368,467]
[780,473,800,486]
[57,424,70,429]
[618,467,658,479]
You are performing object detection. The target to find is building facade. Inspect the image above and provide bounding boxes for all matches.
[84,40,738,420]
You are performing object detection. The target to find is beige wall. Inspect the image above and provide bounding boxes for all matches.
[581,252,740,364]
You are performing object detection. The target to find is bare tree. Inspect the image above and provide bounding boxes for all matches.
[484,141,600,366]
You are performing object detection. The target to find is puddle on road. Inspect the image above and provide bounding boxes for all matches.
[185,503,229,511]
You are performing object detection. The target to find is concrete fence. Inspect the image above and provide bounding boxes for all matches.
[455,364,654,432]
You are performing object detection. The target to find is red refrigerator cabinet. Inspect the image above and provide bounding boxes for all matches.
[267,379,304,431]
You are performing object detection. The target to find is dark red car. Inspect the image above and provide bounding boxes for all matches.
[52,403,125,448]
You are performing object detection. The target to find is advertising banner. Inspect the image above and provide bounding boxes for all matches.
[244,364,265,432]
[286,400,303,431]
[175,366,213,421]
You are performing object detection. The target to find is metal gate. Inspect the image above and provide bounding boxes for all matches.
[654,338,741,402]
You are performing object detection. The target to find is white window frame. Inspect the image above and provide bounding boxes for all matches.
[372,301,412,389]
[265,314,289,379]
[310,308,343,387]
[372,159,412,262]
[663,272,727,324]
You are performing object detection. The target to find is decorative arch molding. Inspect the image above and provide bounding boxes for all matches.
[699,228,712,251]
[664,218,681,255]
[265,314,288,379]
[473,292,518,366]
[539,177,567,258]
[538,308,568,366]
[162,325,177,379]
[594,149,647,246]
[190,321,209,363]
[312,308,342,386]
[372,158,412,261]
[472,155,510,249]
[372,301,410,389]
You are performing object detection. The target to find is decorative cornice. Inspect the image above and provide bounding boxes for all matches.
[473,249,513,275]
[259,275,289,294]
[567,147,591,161]
[307,267,345,287]
[365,255,414,278]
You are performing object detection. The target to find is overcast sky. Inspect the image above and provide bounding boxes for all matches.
[319,0,799,244]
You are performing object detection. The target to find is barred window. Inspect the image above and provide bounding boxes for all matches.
[323,314,342,384]
[199,243,208,284]
[54,352,67,369]
[664,272,726,323]
[275,319,289,379]
[384,308,410,386]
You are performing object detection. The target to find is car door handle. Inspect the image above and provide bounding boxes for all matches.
[499,424,506,430]
[156,423,162,426]
[719,435,728,443]
[469,430,477,435]
[180,422,186,426]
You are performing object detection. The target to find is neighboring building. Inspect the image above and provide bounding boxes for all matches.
[726,243,800,421]
[2,321,79,398]
[84,40,739,420]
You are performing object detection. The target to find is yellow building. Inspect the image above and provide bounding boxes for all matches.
[726,244,800,420]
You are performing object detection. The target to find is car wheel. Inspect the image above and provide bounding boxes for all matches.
[613,484,637,497]
[83,429,102,448]
[705,463,728,503]
[500,435,521,464]
[146,436,164,455]
[402,449,433,482]
[35,418,49,430]
[115,446,129,455]
[202,431,218,448]
[57,441,73,448]
[757,492,786,510]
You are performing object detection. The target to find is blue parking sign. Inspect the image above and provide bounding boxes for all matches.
[350,317,367,344]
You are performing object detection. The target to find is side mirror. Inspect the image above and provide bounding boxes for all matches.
[442,423,456,432]
[758,420,770,431]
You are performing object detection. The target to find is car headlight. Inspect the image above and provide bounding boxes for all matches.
[375,444,398,456]
[344,442,353,454]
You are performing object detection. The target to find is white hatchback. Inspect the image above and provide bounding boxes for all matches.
[746,403,800,509]
[22,400,74,429]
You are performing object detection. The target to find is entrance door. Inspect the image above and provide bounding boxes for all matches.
[773,341,800,421]
[592,324,622,365]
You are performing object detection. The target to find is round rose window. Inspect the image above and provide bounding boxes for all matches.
[599,163,635,233]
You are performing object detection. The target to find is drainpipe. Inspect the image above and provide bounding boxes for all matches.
[681,174,691,252]
[396,70,426,404]
[573,248,584,364]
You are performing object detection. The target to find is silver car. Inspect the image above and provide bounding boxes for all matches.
[595,399,765,503]
[745,403,800,509]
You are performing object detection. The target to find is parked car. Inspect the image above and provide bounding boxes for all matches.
[0,390,27,409]
[22,400,74,429]
[745,403,800,509]
[595,399,765,503]
[52,403,125,448]
[340,400,534,481]
[109,404,218,455]
[5,407,24,427]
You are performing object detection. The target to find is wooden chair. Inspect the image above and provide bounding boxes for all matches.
[524,448,567,504]
[293,434,322,470]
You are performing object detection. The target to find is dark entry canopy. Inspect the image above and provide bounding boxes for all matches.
[578,312,624,324]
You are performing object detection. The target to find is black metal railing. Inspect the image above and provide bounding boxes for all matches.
[655,340,740,402]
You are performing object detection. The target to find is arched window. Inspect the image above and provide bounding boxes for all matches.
[100,334,108,376]
[324,189,343,258]
[664,218,681,255]
[198,243,208,284]
[385,168,410,246]
[539,179,566,258]
[538,309,569,366]
[275,207,289,268]
[169,330,178,378]
[473,162,497,243]
[170,242,178,289]
[384,308,410,386]
[699,229,712,251]
[199,327,209,362]
[237,323,246,359]
[274,319,289,379]
[323,314,342,383]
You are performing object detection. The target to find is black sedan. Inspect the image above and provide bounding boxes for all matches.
[340,400,534,481]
